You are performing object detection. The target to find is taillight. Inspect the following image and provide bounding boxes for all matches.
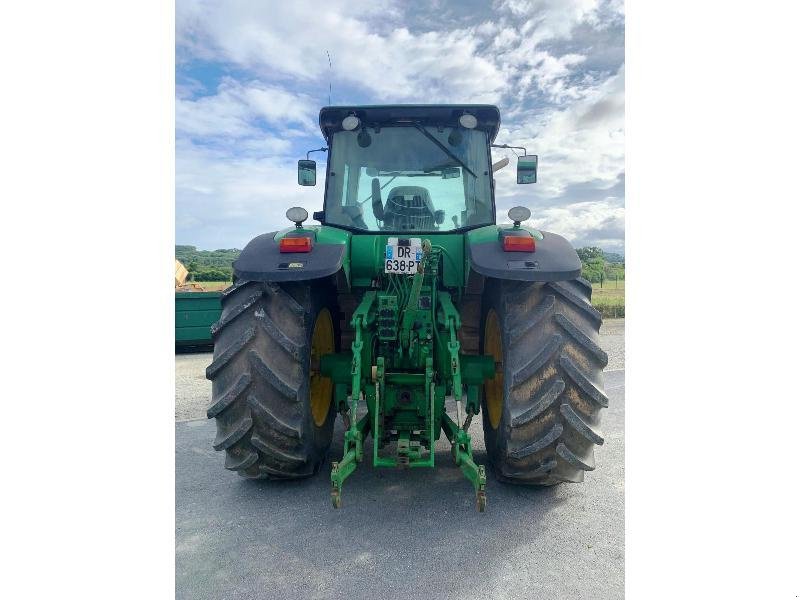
[502,236,535,252]
[279,236,313,253]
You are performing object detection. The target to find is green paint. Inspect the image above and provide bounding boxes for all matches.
[350,233,465,288]
[326,239,492,509]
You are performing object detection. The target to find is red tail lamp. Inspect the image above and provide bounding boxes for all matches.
[279,236,313,253]
[502,236,535,252]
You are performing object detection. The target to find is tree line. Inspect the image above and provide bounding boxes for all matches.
[176,245,240,282]
[577,246,625,284]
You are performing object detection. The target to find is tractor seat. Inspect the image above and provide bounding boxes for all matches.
[384,186,436,230]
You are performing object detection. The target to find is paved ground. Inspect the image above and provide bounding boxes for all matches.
[176,320,624,599]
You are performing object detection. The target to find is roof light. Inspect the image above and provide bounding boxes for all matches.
[342,115,360,131]
[502,236,535,252]
[279,236,313,253]
[459,114,478,129]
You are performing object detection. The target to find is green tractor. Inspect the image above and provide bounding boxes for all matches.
[206,105,608,511]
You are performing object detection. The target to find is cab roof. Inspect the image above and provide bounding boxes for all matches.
[318,104,501,143]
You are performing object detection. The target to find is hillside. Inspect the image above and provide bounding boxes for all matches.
[176,245,240,282]
[602,251,624,264]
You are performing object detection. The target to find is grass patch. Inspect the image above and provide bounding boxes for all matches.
[591,280,625,318]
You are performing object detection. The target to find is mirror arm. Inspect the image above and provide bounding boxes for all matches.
[306,147,328,160]
[491,143,527,156]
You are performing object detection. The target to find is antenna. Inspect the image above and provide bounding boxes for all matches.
[326,51,332,105]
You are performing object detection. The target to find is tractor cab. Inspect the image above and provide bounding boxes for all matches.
[298,105,536,233]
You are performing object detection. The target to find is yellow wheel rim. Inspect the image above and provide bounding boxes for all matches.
[310,307,335,427]
[484,309,504,430]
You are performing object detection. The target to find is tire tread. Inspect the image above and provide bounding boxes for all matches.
[206,280,334,480]
[482,278,608,485]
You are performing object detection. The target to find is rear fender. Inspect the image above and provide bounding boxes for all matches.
[466,225,581,282]
[233,225,351,284]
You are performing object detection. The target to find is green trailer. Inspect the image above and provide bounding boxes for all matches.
[175,291,222,350]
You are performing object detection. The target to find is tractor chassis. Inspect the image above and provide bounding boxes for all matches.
[325,243,491,511]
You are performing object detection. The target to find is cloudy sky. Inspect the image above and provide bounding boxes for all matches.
[176,0,624,253]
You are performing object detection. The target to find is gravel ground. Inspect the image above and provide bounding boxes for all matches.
[601,318,625,370]
[175,351,215,421]
[175,318,625,421]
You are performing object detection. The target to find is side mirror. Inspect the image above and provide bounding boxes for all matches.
[298,160,316,186]
[517,155,538,184]
[434,210,445,225]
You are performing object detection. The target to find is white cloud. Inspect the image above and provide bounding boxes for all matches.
[494,64,624,199]
[177,0,621,108]
[491,26,520,50]
[176,140,324,248]
[482,0,615,106]
[176,78,318,140]
[513,51,587,102]
[529,199,624,251]
[177,1,507,103]
[499,0,602,43]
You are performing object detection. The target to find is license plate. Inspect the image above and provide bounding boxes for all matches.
[385,238,422,274]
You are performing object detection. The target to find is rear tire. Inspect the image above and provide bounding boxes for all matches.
[480,278,609,485]
[205,280,338,479]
